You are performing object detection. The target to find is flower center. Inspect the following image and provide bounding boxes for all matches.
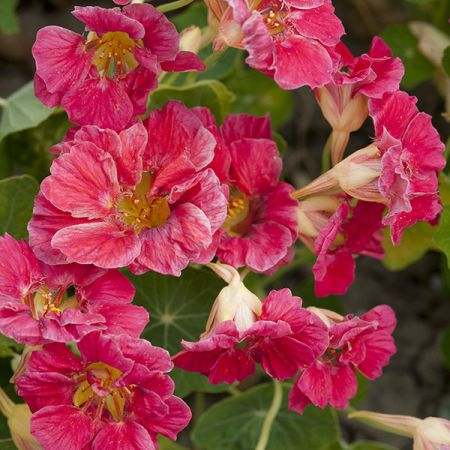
[86,31,139,79]
[73,362,135,422]
[118,173,171,234]
[223,190,253,237]
[262,9,285,35]
[25,285,78,320]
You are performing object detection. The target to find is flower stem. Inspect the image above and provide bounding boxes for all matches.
[0,387,14,417]
[255,380,283,450]
[158,0,195,13]
[321,133,332,172]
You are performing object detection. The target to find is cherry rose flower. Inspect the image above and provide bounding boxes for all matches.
[289,305,396,413]
[173,264,328,383]
[315,37,404,164]
[28,103,228,276]
[193,109,298,273]
[292,91,445,244]
[210,0,344,89]
[0,234,147,345]
[297,196,385,297]
[33,4,204,130]
[16,332,191,450]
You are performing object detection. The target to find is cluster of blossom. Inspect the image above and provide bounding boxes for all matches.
[0,0,445,448]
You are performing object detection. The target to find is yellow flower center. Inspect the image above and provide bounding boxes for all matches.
[25,286,78,320]
[223,191,253,237]
[118,173,171,234]
[73,362,135,421]
[86,31,140,79]
[262,9,285,35]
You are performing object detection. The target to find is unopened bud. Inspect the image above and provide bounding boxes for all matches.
[203,263,262,336]
[180,26,202,54]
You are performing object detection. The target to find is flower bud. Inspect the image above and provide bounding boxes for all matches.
[292,145,385,205]
[0,388,40,450]
[315,85,369,164]
[204,263,262,336]
[349,410,450,449]
[179,26,202,54]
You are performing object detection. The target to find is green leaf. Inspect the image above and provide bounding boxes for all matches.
[192,383,339,450]
[0,439,17,450]
[349,442,397,450]
[433,205,450,267]
[0,82,54,141]
[150,80,235,123]
[159,436,189,450]
[226,68,294,129]
[382,222,437,271]
[440,325,450,370]
[198,48,242,82]
[171,2,208,31]
[127,267,224,354]
[443,46,450,76]
[0,333,22,359]
[171,367,229,398]
[440,172,450,206]
[382,24,435,88]
[0,0,19,34]
[0,175,39,239]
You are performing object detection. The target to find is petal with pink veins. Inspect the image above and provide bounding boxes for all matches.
[52,222,141,269]
[41,142,119,219]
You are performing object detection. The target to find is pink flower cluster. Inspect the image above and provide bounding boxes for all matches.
[0,0,446,447]
[173,265,396,410]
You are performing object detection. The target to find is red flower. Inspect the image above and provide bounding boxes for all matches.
[33,4,204,130]
[213,0,344,89]
[28,103,228,276]
[289,305,397,413]
[0,234,147,345]
[293,91,445,246]
[193,109,298,273]
[173,264,328,383]
[315,37,404,164]
[16,332,191,450]
[297,197,385,297]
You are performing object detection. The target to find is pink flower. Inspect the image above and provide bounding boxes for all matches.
[315,37,404,164]
[28,103,228,276]
[33,4,204,130]
[297,196,385,297]
[369,91,445,244]
[0,234,147,345]
[173,264,328,383]
[289,305,397,413]
[193,109,298,273]
[213,0,344,89]
[293,91,445,245]
[15,332,191,450]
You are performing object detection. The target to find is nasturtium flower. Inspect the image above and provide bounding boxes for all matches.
[173,264,328,383]
[16,332,191,450]
[0,234,147,345]
[297,197,385,297]
[293,90,446,245]
[193,109,298,273]
[315,37,404,164]
[289,305,397,413]
[209,0,344,89]
[33,4,204,130]
[28,103,228,276]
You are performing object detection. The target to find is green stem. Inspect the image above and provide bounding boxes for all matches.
[0,387,14,418]
[158,0,195,13]
[321,133,332,173]
[255,380,282,450]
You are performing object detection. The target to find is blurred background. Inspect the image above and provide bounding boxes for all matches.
[0,1,449,449]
